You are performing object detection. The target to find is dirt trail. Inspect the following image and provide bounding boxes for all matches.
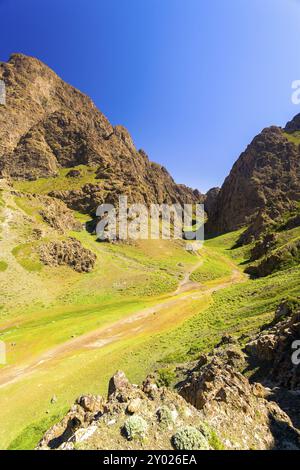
[175,256,203,295]
[0,262,245,389]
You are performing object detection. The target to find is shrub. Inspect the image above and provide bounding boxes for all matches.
[197,421,224,450]
[209,429,225,450]
[157,406,176,429]
[123,415,148,441]
[172,426,209,450]
[157,368,176,388]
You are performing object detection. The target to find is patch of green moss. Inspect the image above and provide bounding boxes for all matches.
[12,244,43,272]
[0,260,8,272]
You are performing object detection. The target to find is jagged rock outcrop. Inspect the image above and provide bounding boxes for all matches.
[38,300,300,451]
[37,395,105,450]
[246,238,300,278]
[178,343,300,450]
[250,232,278,261]
[245,301,300,389]
[23,194,83,233]
[206,125,300,235]
[39,237,96,272]
[285,113,300,132]
[39,201,82,234]
[0,54,202,213]
[37,371,222,451]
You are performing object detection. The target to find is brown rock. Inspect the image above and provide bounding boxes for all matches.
[108,371,130,398]
[204,187,220,216]
[39,237,96,273]
[126,398,142,414]
[76,395,104,413]
[252,382,268,398]
[245,307,300,389]
[66,169,82,178]
[178,354,300,450]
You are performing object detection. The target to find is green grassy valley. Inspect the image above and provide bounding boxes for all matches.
[1,176,299,449]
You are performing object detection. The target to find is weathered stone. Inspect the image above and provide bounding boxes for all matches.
[178,351,300,450]
[39,237,96,273]
[108,371,130,398]
[76,395,104,413]
[126,398,142,414]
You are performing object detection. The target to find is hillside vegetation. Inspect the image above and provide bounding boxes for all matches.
[0,177,299,449]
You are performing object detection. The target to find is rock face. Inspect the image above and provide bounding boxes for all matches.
[37,371,221,451]
[178,343,300,450]
[204,187,220,217]
[34,195,82,233]
[206,125,300,235]
[245,303,300,390]
[246,238,300,278]
[250,232,278,262]
[39,238,96,272]
[0,54,202,213]
[37,395,105,450]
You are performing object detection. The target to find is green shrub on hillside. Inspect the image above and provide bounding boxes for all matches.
[123,415,148,441]
[172,426,209,450]
[156,368,176,387]
[157,406,176,429]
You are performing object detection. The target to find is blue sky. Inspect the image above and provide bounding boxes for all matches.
[1,0,300,192]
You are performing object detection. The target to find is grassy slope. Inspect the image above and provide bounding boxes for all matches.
[13,165,99,194]
[5,256,300,450]
[1,179,300,449]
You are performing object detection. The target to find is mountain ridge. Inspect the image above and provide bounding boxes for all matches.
[0,53,201,213]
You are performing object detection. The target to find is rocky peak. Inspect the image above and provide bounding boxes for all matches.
[285,113,300,132]
[206,122,300,235]
[0,53,201,211]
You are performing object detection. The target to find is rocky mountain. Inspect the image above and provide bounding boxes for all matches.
[0,53,201,213]
[206,121,300,236]
[204,187,220,217]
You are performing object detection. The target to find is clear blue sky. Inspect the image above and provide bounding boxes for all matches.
[1,0,300,192]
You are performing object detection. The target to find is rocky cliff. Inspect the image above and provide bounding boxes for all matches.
[0,53,201,213]
[206,122,300,235]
